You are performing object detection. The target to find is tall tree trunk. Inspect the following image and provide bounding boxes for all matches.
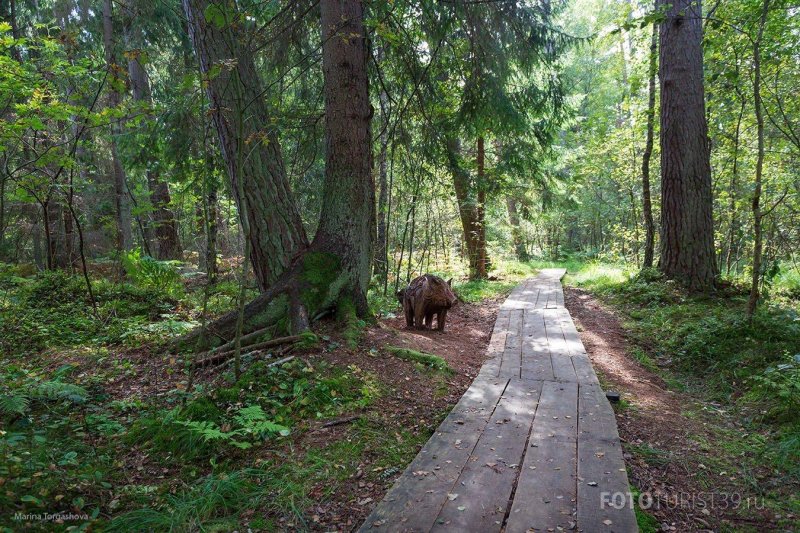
[374,85,389,282]
[657,0,717,291]
[641,19,657,269]
[46,199,69,269]
[205,151,219,282]
[184,0,308,291]
[177,0,374,348]
[125,29,183,260]
[102,0,133,252]
[7,0,21,62]
[725,92,745,276]
[447,138,482,279]
[747,0,770,317]
[506,196,528,261]
[315,0,375,316]
[475,136,488,277]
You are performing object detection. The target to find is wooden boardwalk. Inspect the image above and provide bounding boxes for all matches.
[361,269,637,533]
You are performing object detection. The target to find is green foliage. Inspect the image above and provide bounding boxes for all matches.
[121,249,183,297]
[748,353,800,421]
[630,487,660,533]
[0,270,194,355]
[368,285,401,317]
[386,346,452,373]
[108,468,270,532]
[579,268,800,484]
[0,364,88,417]
[0,364,113,528]
[176,404,290,450]
[454,278,517,303]
[131,360,379,463]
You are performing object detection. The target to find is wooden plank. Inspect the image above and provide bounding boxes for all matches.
[499,309,523,378]
[505,380,578,532]
[359,378,508,532]
[520,309,555,382]
[576,383,637,533]
[525,380,578,441]
[479,309,511,378]
[577,383,620,443]
[555,279,565,307]
[556,308,598,384]
[547,282,560,309]
[559,307,586,356]
[432,379,542,532]
[572,353,600,385]
[544,310,577,382]
[536,283,553,310]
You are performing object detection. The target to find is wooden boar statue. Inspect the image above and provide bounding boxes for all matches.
[396,274,457,331]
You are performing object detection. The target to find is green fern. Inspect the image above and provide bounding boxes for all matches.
[175,404,289,450]
[0,379,87,418]
[122,248,182,295]
[33,381,87,403]
[0,393,29,415]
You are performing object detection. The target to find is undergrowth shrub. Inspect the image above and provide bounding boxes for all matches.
[0,364,112,526]
[130,360,380,463]
[121,249,183,298]
[108,468,271,532]
[0,269,185,355]
[748,352,800,422]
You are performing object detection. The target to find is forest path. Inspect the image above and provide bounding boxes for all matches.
[360,269,637,532]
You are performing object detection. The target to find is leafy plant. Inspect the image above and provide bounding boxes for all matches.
[121,249,183,297]
[176,404,289,449]
[749,353,800,420]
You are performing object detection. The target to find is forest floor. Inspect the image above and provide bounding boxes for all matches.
[566,286,798,533]
[2,260,798,531]
[0,262,508,531]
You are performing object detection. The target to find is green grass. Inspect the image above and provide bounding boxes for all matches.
[630,487,660,533]
[454,278,518,303]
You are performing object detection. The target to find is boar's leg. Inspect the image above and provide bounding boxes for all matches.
[404,300,414,329]
[414,302,426,330]
[424,312,434,329]
[437,309,448,331]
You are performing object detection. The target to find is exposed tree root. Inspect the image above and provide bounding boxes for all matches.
[191,335,302,368]
[176,248,361,353]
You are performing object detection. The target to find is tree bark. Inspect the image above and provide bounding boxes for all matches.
[447,138,485,279]
[475,136,488,276]
[125,27,183,260]
[177,0,374,348]
[102,0,134,253]
[725,91,745,276]
[747,0,770,317]
[506,196,528,261]
[641,19,657,269]
[657,0,717,291]
[205,156,219,282]
[315,0,375,316]
[374,85,389,282]
[184,0,308,291]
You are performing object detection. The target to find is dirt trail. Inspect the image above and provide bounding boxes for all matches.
[565,287,783,532]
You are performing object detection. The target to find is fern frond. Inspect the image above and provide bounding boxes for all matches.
[0,393,30,415]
